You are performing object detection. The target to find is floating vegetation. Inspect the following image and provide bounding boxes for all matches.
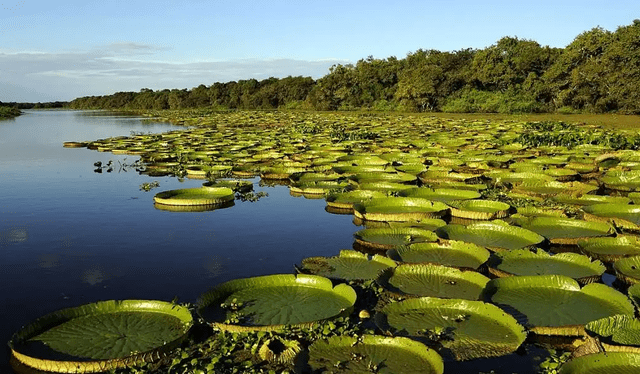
[9,300,193,373]
[376,297,527,361]
[51,111,640,372]
[197,274,356,332]
[308,335,444,374]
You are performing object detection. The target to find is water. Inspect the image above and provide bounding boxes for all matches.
[0,110,546,373]
[0,110,356,372]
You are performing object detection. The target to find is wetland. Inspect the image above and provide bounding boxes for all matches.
[5,109,640,373]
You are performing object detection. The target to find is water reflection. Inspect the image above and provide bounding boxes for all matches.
[0,226,28,246]
[153,200,235,212]
[38,254,60,269]
[203,256,226,278]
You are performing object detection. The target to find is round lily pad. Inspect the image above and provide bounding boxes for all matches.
[197,274,356,332]
[153,186,235,206]
[484,275,634,333]
[9,300,193,373]
[614,256,640,285]
[325,189,387,210]
[378,263,490,300]
[517,217,615,245]
[376,297,527,361]
[447,199,512,220]
[487,249,605,284]
[300,250,396,281]
[399,187,481,203]
[578,236,640,263]
[203,179,253,192]
[435,222,545,251]
[354,197,450,222]
[353,227,439,252]
[582,204,640,226]
[559,352,640,374]
[586,314,640,347]
[388,240,490,269]
[308,335,444,374]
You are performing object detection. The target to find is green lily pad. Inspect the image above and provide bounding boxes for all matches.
[484,275,634,331]
[586,314,640,346]
[614,256,640,285]
[300,250,396,281]
[388,240,490,269]
[582,204,640,226]
[399,187,481,203]
[488,249,605,283]
[517,217,615,245]
[308,335,444,374]
[559,352,640,374]
[325,189,387,210]
[197,274,356,332]
[353,227,439,252]
[551,194,631,206]
[602,170,640,191]
[153,187,235,206]
[435,222,545,251]
[203,179,253,192]
[9,300,193,373]
[512,181,598,197]
[354,197,450,222]
[447,199,512,220]
[376,297,527,360]
[378,263,490,300]
[578,236,640,262]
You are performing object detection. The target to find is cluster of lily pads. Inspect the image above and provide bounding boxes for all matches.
[16,111,640,373]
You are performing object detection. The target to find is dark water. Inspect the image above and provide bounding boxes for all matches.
[0,110,545,373]
[0,110,355,372]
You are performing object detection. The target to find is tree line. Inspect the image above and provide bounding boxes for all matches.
[69,20,640,114]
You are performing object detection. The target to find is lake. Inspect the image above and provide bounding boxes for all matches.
[0,110,357,373]
[1,110,548,373]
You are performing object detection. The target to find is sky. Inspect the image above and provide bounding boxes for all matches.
[1,0,639,102]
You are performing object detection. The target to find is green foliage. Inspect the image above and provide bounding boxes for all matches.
[67,20,640,114]
[0,106,22,119]
[515,121,640,149]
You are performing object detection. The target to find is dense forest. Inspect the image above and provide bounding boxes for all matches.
[67,21,640,114]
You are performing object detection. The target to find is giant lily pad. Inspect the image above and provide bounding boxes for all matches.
[559,352,640,374]
[378,263,490,300]
[308,335,444,374]
[447,199,512,220]
[153,186,235,206]
[614,256,640,285]
[388,240,490,269]
[325,189,387,210]
[353,227,439,252]
[487,249,605,284]
[399,187,481,203]
[578,236,640,262]
[435,222,545,251]
[512,181,598,197]
[9,300,193,373]
[197,274,356,332]
[376,297,527,360]
[484,275,634,334]
[517,216,615,245]
[353,197,450,222]
[586,315,640,347]
[582,204,640,226]
[300,250,396,281]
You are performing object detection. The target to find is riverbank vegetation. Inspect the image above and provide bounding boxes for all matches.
[68,20,640,115]
[0,106,21,119]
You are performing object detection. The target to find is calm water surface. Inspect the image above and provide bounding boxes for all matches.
[1,110,543,373]
[0,110,356,372]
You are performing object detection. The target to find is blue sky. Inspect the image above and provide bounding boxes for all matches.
[1,0,638,102]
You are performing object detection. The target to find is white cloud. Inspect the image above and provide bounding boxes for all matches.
[0,44,349,102]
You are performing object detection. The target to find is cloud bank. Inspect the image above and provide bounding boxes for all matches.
[0,43,349,102]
